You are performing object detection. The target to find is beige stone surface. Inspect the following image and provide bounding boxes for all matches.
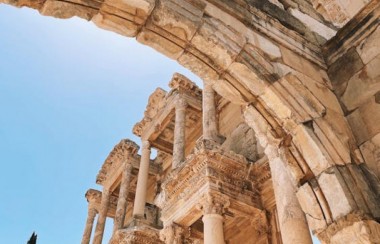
[342,55,380,111]
[357,25,380,64]
[330,220,380,244]
[360,132,380,180]
[347,96,380,144]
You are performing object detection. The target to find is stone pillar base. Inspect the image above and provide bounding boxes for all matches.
[317,219,380,244]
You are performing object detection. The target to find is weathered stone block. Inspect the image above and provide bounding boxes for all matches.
[177,51,219,83]
[328,48,364,98]
[191,15,245,70]
[314,117,351,165]
[347,96,380,144]
[330,220,380,244]
[227,62,269,97]
[280,46,330,85]
[137,28,184,59]
[318,167,357,220]
[213,77,247,105]
[259,87,294,122]
[292,124,332,176]
[360,133,380,179]
[280,74,326,119]
[92,12,139,37]
[357,25,380,64]
[296,183,327,232]
[40,0,99,20]
[293,71,344,115]
[342,55,380,111]
[347,164,380,218]
[150,0,205,42]
[1,0,45,9]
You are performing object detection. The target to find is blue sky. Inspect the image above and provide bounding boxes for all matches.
[0,4,319,244]
[0,5,200,243]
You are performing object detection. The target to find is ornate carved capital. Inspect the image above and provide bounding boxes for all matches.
[96,139,139,184]
[141,140,151,151]
[85,189,102,203]
[197,194,230,215]
[175,97,188,111]
[160,223,187,244]
[169,73,202,97]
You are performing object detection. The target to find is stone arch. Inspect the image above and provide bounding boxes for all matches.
[3,0,380,243]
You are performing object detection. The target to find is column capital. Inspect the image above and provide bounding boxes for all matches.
[203,80,214,91]
[141,140,151,150]
[87,205,98,215]
[198,194,230,215]
[176,97,188,111]
[160,222,188,243]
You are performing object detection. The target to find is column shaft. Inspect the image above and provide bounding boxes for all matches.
[270,157,313,244]
[173,99,187,169]
[81,207,97,244]
[132,141,151,217]
[113,163,133,232]
[203,82,218,141]
[203,214,225,244]
[92,188,110,244]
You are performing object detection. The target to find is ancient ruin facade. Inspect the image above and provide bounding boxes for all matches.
[2,0,380,243]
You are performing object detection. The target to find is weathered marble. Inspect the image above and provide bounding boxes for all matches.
[133,140,151,218]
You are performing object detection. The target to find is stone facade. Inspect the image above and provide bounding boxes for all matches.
[2,0,380,243]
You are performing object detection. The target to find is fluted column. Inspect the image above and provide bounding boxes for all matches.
[92,188,110,244]
[173,98,187,169]
[270,157,313,244]
[81,206,97,244]
[132,140,151,218]
[203,81,218,142]
[113,162,133,233]
[201,196,228,244]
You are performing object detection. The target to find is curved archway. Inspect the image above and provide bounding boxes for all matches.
[2,0,380,243]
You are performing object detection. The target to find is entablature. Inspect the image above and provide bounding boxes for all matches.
[96,139,160,190]
[133,73,202,155]
[85,189,118,218]
[156,139,263,226]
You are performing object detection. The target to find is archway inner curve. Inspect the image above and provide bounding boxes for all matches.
[3,0,380,243]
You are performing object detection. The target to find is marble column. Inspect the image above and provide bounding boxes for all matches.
[203,214,225,244]
[201,196,228,244]
[132,140,151,218]
[173,98,187,169]
[81,207,97,244]
[269,157,313,244]
[203,81,218,142]
[113,162,133,233]
[93,188,110,244]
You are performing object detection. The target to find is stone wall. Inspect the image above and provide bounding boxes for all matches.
[327,10,380,179]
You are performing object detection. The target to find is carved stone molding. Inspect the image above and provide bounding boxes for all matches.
[160,222,188,244]
[198,194,230,215]
[96,139,140,184]
[114,225,164,244]
[169,73,202,98]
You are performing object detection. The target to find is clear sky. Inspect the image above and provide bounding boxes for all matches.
[0,4,319,244]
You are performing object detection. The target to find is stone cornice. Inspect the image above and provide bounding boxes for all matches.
[133,88,167,137]
[168,73,202,97]
[96,139,139,185]
[85,188,118,210]
[133,73,201,139]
